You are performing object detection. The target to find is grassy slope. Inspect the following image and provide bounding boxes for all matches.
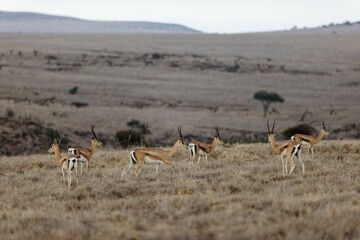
[0,141,359,239]
[0,32,360,152]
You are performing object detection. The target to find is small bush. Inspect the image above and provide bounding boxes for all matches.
[116,129,142,147]
[68,86,79,95]
[151,53,162,60]
[71,102,88,108]
[282,124,316,139]
[6,108,15,118]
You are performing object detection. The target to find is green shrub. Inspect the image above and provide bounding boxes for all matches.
[68,86,79,95]
[6,108,15,118]
[282,124,316,139]
[71,102,88,108]
[116,129,142,147]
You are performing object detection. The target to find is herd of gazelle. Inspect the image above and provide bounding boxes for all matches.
[267,121,329,175]
[48,122,329,188]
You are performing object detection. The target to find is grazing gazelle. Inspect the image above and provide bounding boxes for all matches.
[48,133,83,189]
[291,121,329,159]
[188,127,224,164]
[121,126,186,178]
[68,127,102,174]
[267,121,305,175]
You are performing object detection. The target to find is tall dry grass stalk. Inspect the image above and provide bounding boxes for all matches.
[0,140,359,239]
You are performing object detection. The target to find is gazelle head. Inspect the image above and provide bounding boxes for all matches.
[174,126,186,149]
[91,127,103,146]
[213,127,224,145]
[267,120,276,142]
[48,131,62,153]
[320,121,330,136]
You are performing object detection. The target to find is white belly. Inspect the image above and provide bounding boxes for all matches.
[199,149,206,156]
[144,157,162,165]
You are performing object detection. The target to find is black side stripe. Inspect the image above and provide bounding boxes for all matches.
[130,151,138,164]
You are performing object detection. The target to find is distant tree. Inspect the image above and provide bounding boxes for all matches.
[254,90,284,117]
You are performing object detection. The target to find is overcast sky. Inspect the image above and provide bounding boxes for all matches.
[1,0,359,33]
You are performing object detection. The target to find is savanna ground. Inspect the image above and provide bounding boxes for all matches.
[0,140,359,239]
[0,31,360,155]
[0,29,360,239]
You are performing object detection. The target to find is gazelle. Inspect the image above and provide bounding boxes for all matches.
[188,127,224,164]
[48,134,83,189]
[291,121,329,159]
[68,127,102,174]
[121,126,186,178]
[267,121,305,175]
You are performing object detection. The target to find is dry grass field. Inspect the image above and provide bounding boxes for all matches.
[0,140,359,239]
[0,27,360,239]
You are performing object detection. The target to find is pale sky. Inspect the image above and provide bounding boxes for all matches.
[1,0,359,33]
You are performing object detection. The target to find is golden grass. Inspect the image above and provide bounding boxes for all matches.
[0,140,359,239]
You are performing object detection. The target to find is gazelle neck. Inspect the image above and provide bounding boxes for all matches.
[269,135,279,153]
[209,139,220,153]
[167,143,181,159]
[89,140,97,158]
[54,145,61,163]
[314,131,326,144]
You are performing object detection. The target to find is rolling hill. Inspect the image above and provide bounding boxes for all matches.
[0,11,201,34]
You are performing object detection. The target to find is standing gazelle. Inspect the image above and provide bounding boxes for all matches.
[188,127,224,164]
[68,127,102,174]
[48,133,83,189]
[267,121,305,175]
[121,126,186,178]
[291,121,329,159]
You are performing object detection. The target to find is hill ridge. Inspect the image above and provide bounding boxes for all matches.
[0,11,201,34]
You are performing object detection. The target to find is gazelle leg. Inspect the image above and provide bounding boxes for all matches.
[62,168,66,185]
[75,161,78,176]
[298,154,305,174]
[191,153,196,164]
[68,170,72,189]
[288,157,295,175]
[74,161,79,186]
[80,162,83,175]
[156,164,160,174]
[163,161,176,175]
[197,155,202,164]
[205,153,208,164]
[121,162,134,178]
[280,155,286,175]
[311,146,314,160]
[135,162,144,177]
[86,160,89,173]
[76,173,79,186]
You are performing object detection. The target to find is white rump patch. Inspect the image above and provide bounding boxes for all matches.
[68,148,76,155]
